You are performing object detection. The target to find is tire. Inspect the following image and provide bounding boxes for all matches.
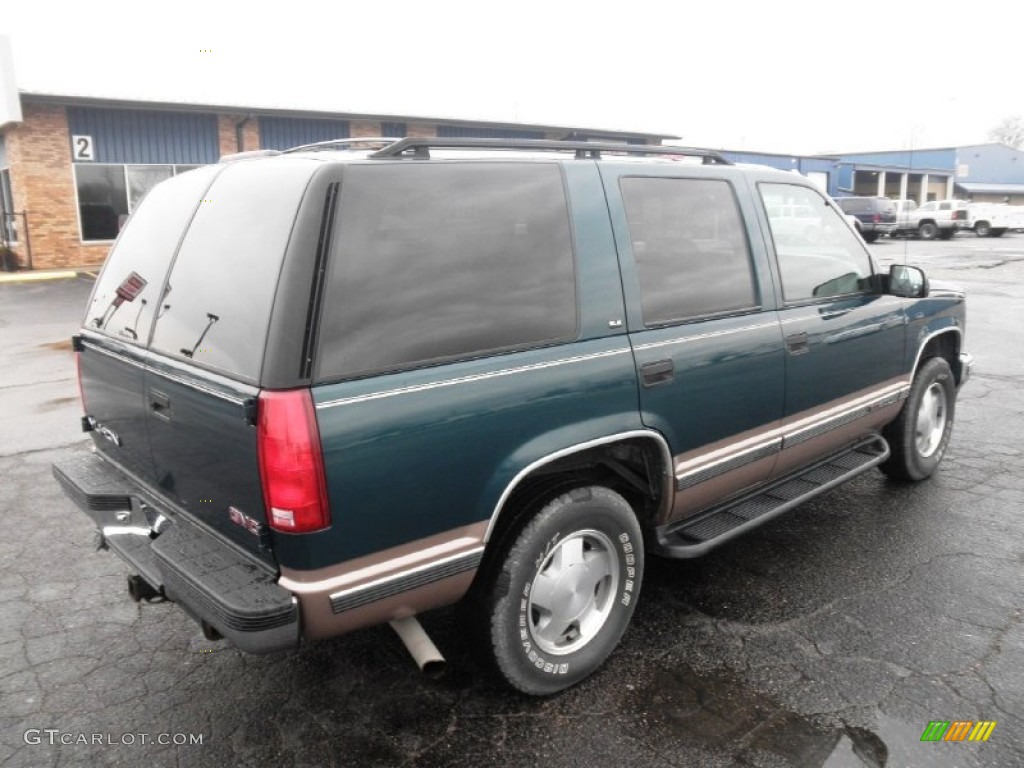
[880,357,956,482]
[477,485,643,695]
[974,221,991,237]
[918,222,938,240]
[863,232,879,243]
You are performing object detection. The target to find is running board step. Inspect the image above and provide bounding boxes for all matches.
[653,436,889,559]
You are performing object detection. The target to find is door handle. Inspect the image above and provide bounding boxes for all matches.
[640,359,675,387]
[785,332,809,355]
[150,390,171,421]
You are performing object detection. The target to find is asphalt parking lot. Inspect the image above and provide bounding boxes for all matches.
[1,233,1023,768]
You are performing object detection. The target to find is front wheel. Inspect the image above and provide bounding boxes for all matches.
[478,486,643,695]
[880,357,956,481]
[863,232,879,243]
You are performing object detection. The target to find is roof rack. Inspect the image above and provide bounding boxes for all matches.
[283,137,404,154]
[368,137,731,164]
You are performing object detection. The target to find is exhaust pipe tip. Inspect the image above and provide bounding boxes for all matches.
[390,616,446,678]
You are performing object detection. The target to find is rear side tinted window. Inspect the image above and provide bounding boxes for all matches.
[85,166,218,344]
[317,163,576,379]
[149,159,314,381]
[620,177,756,325]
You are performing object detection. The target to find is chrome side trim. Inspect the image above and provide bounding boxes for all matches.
[632,321,778,352]
[279,535,483,595]
[676,438,782,490]
[80,341,146,368]
[484,429,674,543]
[672,383,909,487]
[783,390,901,447]
[143,365,248,405]
[81,337,250,406]
[316,348,632,409]
[910,326,963,381]
[328,547,485,614]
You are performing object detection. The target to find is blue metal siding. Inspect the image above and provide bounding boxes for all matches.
[259,117,350,150]
[437,125,544,140]
[380,121,406,138]
[67,107,219,164]
[835,149,955,170]
[955,144,1024,183]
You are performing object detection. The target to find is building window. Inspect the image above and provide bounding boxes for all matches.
[0,168,16,244]
[75,164,203,242]
[380,121,407,138]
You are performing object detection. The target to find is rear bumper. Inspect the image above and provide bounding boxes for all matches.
[52,453,299,654]
[863,222,896,235]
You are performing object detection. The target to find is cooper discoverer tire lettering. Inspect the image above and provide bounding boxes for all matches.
[479,485,643,695]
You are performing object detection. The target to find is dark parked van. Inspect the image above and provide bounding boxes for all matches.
[834,196,898,242]
[54,138,971,694]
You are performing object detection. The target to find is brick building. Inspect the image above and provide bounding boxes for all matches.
[0,92,673,270]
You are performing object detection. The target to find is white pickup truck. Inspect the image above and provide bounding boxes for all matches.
[891,199,971,240]
[967,203,1024,237]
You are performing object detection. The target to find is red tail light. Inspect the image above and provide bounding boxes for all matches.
[257,389,331,533]
[872,213,881,223]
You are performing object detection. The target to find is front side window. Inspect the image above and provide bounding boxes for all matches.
[760,183,873,303]
[620,177,756,326]
[317,163,577,379]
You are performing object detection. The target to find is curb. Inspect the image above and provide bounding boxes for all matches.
[0,270,95,284]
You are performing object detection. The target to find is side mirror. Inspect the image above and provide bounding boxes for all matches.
[889,264,929,298]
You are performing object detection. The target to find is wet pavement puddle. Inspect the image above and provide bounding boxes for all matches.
[630,667,974,767]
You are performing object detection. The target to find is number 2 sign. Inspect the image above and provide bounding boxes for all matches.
[72,135,94,161]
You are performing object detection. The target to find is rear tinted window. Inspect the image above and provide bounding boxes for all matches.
[620,177,757,325]
[317,163,576,379]
[85,166,218,344]
[149,159,314,381]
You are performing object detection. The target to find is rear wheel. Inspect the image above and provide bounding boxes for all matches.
[918,222,939,240]
[476,485,643,695]
[974,221,991,237]
[880,357,955,481]
[863,232,879,243]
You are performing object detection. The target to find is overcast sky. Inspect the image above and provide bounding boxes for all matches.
[3,0,1021,155]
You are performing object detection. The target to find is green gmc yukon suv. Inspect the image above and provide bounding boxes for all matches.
[53,138,972,695]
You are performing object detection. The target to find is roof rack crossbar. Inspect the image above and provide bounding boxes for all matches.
[283,136,405,154]
[367,137,731,164]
